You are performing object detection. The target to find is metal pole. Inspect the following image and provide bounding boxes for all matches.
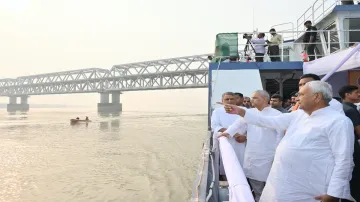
[281,40,284,61]
[322,0,325,19]
[327,30,331,54]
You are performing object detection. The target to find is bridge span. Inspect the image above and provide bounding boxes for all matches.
[0,54,209,112]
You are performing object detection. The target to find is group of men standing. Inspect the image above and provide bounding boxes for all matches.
[211,74,360,202]
[250,20,318,62]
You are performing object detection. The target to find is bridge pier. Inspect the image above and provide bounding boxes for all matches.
[97,92,122,113]
[7,96,30,112]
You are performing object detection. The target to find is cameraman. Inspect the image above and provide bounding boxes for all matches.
[250,33,266,62]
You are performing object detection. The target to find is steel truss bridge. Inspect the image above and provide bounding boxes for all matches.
[0,54,210,97]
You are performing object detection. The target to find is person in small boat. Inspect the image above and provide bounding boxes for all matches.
[76,117,80,120]
[85,116,89,121]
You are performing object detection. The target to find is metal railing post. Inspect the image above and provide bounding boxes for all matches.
[327,30,331,54]
[312,6,315,23]
[304,15,306,26]
[281,40,284,61]
[322,0,325,19]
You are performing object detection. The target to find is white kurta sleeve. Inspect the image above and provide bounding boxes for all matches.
[326,119,355,199]
[244,109,297,131]
[224,118,247,137]
[211,109,223,132]
[275,128,285,146]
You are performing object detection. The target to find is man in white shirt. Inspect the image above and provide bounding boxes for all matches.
[220,81,354,202]
[221,90,284,202]
[251,33,266,62]
[211,92,247,178]
[296,73,344,114]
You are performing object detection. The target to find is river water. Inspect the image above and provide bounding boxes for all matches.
[0,108,207,202]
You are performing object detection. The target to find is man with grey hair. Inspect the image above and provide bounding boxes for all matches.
[219,81,355,202]
[220,90,284,202]
[211,92,247,180]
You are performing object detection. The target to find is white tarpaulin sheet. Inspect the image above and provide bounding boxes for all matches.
[218,137,255,202]
[303,45,360,76]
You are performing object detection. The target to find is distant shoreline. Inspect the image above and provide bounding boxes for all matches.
[0,103,80,108]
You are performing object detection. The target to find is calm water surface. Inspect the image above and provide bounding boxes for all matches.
[0,108,207,202]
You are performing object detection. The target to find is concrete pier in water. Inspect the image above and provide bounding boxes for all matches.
[97,92,122,113]
[7,96,30,112]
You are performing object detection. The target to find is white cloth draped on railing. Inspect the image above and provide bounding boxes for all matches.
[303,43,360,76]
[218,136,255,202]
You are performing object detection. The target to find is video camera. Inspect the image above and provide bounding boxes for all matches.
[243,33,253,40]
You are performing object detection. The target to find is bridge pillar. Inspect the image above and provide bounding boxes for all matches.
[100,92,109,103]
[9,96,17,104]
[7,96,30,112]
[97,92,122,113]
[112,92,120,103]
[21,95,28,104]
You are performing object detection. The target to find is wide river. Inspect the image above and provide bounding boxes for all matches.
[0,108,207,202]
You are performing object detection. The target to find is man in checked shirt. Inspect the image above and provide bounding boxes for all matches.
[266,28,283,62]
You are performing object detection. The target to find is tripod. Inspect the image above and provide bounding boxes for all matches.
[243,39,256,61]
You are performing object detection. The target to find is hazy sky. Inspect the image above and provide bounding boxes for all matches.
[0,0,317,111]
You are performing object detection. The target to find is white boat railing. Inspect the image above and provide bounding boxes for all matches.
[218,136,255,202]
[269,22,295,42]
[213,29,360,63]
[296,0,340,38]
[190,132,218,202]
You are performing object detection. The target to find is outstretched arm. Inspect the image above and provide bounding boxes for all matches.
[244,109,296,131]
[218,102,297,131]
[224,117,247,138]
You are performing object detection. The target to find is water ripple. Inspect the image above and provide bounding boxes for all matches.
[0,109,207,202]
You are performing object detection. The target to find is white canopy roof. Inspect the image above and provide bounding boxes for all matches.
[303,45,360,76]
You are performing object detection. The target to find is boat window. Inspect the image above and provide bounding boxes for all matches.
[265,79,279,95]
[264,79,300,99]
[283,79,300,99]
[343,18,360,48]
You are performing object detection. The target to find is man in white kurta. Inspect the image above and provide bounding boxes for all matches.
[211,92,247,176]
[221,81,355,202]
[298,73,344,114]
[222,90,284,202]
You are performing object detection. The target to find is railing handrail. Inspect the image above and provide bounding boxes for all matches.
[270,22,295,41]
[214,29,360,62]
[296,0,340,38]
[220,29,360,35]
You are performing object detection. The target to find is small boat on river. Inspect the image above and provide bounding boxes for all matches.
[70,119,91,123]
[70,116,91,124]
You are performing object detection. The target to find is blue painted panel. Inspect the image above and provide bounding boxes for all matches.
[333,5,360,11]
[209,62,304,71]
